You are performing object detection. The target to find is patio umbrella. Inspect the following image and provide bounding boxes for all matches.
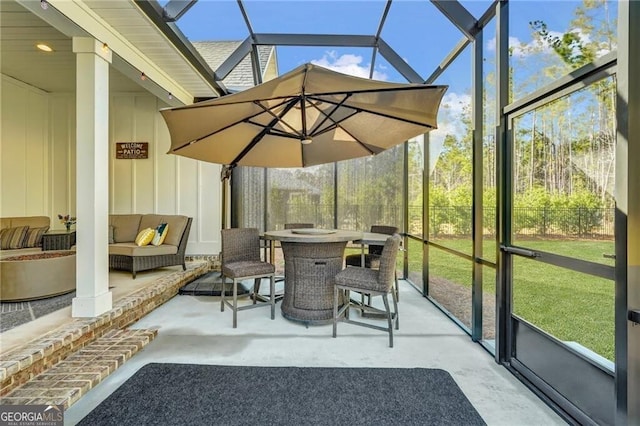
[160,63,447,168]
[160,63,447,229]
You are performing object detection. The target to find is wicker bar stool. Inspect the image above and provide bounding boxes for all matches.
[345,225,400,303]
[221,228,275,328]
[332,234,401,347]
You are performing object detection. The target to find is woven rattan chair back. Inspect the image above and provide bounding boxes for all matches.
[221,228,261,265]
[368,225,398,255]
[332,234,402,347]
[376,234,402,291]
[220,228,275,328]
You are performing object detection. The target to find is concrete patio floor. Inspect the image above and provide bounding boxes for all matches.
[55,275,567,425]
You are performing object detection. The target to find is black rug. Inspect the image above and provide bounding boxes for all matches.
[78,363,485,425]
[178,271,250,296]
[0,291,76,333]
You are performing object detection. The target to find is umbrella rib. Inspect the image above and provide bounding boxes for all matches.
[309,85,444,97]
[230,98,301,166]
[307,94,436,129]
[307,93,352,136]
[304,100,376,155]
[254,98,304,138]
[165,84,444,112]
[267,129,302,140]
[171,98,295,152]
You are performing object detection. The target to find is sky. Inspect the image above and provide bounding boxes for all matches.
[170,1,598,84]
[168,0,616,146]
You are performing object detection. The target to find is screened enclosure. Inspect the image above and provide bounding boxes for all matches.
[156,0,640,424]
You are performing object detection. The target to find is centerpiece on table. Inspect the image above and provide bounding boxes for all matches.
[58,214,76,232]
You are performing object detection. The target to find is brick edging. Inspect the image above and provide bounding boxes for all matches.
[0,262,209,396]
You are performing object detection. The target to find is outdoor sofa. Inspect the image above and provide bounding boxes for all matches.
[108,214,192,278]
[0,216,51,257]
[0,216,74,301]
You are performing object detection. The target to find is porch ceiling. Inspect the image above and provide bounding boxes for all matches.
[0,0,220,100]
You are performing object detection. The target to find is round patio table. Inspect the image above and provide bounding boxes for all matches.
[262,229,363,325]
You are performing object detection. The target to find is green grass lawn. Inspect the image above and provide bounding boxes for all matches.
[402,238,615,362]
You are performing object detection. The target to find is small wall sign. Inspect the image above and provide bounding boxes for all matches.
[116,142,149,159]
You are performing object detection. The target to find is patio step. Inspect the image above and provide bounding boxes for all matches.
[0,329,156,409]
[0,261,209,397]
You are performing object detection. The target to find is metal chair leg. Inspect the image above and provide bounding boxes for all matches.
[332,285,339,338]
[232,278,238,328]
[253,278,260,304]
[270,275,275,319]
[391,285,399,330]
[382,294,393,348]
[220,275,225,312]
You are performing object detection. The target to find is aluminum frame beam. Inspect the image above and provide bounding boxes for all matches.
[162,0,196,22]
[134,0,228,96]
[253,33,376,47]
[426,37,470,84]
[431,0,479,40]
[237,0,256,39]
[377,39,424,83]
[617,2,640,423]
[215,37,254,80]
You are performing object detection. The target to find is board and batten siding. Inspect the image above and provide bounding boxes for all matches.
[0,76,221,254]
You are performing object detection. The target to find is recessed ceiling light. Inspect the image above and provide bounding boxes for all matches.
[36,43,53,52]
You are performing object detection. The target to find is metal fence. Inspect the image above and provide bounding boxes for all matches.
[278,204,615,239]
[423,206,614,239]
[275,203,401,231]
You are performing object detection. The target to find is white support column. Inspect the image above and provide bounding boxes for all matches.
[71,37,112,317]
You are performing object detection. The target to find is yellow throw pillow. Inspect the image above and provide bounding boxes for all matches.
[151,223,169,246]
[135,228,155,246]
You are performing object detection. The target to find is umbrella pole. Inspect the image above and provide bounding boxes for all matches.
[221,165,233,230]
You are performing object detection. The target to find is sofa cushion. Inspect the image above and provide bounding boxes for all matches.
[110,214,142,243]
[109,243,178,257]
[7,216,50,229]
[0,226,29,249]
[151,223,169,246]
[138,214,164,233]
[160,215,189,246]
[0,218,11,230]
[108,225,115,244]
[22,226,50,248]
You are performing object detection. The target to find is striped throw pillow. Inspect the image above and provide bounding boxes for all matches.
[0,226,29,249]
[151,223,169,246]
[22,226,50,248]
[135,228,155,246]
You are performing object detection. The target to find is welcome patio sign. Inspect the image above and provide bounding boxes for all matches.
[116,142,148,159]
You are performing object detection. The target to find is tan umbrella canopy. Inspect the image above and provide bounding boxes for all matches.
[161,63,447,168]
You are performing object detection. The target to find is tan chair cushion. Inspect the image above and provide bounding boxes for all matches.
[109,214,143,243]
[109,243,178,257]
[160,215,189,246]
